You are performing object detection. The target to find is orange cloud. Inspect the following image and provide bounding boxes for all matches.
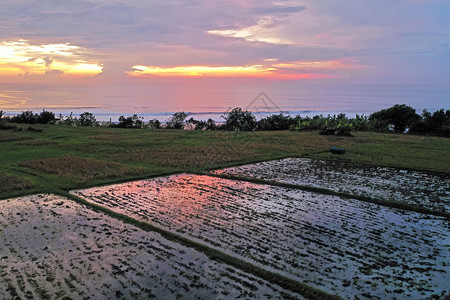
[128,65,278,78]
[273,58,365,70]
[127,58,363,80]
[0,39,102,77]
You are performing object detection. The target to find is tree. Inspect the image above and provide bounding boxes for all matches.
[205,118,217,130]
[10,111,37,124]
[0,110,5,128]
[167,112,188,129]
[222,107,257,131]
[63,112,78,126]
[258,114,293,130]
[187,117,205,130]
[369,104,420,133]
[411,108,450,136]
[79,112,97,126]
[38,110,56,124]
[118,114,143,128]
[147,119,161,129]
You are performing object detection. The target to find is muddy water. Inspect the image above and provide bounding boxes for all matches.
[74,174,450,299]
[0,194,304,300]
[212,158,450,213]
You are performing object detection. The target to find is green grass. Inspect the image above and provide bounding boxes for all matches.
[1,124,449,199]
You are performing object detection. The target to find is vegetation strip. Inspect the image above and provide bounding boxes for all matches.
[59,190,342,300]
[206,173,450,219]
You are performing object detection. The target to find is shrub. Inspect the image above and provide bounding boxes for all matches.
[10,110,37,124]
[118,114,143,128]
[258,114,293,130]
[369,104,420,133]
[167,112,188,129]
[147,119,161,129]
[205,118,217,130]
[410,109,450,137]
[222,107,257,131]
[79,112,97,126]
[37,110,56,124]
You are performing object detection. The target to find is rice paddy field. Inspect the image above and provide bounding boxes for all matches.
[0,194,304,300]
[1,126,450,299]
[73,172,449,299]
[211,158,450,213]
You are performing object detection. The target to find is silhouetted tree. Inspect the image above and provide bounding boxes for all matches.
[369,104,420,133]
[118,114,143,128]
[10,111,37,124]
[147,119,161,129]
[222,107,257,131]
[79,112,97,126]
[38,110,56,124]
[167,112,188,129]
[258,114,293,130]
[205,118,217,130]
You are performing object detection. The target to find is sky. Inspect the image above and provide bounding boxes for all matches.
[0,0,449,115]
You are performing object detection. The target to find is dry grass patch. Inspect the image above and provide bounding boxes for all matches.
[112,143,258,170]
[0,132,33,143]
[19,156,145,184]
[0,171,33,193]
[15,139,57,146]
[88,134,126,141]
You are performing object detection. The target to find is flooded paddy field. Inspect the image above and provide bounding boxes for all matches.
[0,194,304,300]
[73,174,450,299]
[212,158,450,213]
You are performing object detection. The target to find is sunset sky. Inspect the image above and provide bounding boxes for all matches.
[1,1,449,114]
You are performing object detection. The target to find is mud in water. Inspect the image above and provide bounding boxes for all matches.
[0,194,304,300]
[212,158,450,213]
[73,174,450,299]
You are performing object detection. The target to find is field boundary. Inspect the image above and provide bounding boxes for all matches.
[205,173,450,219]
[59,190,342,300]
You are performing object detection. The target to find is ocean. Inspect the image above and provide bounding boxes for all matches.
[1,81,448,122]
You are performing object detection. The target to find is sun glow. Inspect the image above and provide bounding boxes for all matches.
[128,65,278,78]
[273,58,365,70]
[127,57,362,79]
[0,39,102,77]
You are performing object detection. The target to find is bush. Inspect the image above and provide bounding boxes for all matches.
[222,107,257,131]
[37,110,56,124]
[410,109,450,137]
[205,118,217,130]
[258,114,293,130]
[166,112,188,129]
[79,112,97,126]
[10,110,37,124]
[118,115,143,128]
[147,119,161,129]
[369,104,420,133]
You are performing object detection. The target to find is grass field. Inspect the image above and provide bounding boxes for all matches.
[1,123,449,199]
[1,124,449,299]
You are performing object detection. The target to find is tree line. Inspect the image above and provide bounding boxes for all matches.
[1,104,449,137]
